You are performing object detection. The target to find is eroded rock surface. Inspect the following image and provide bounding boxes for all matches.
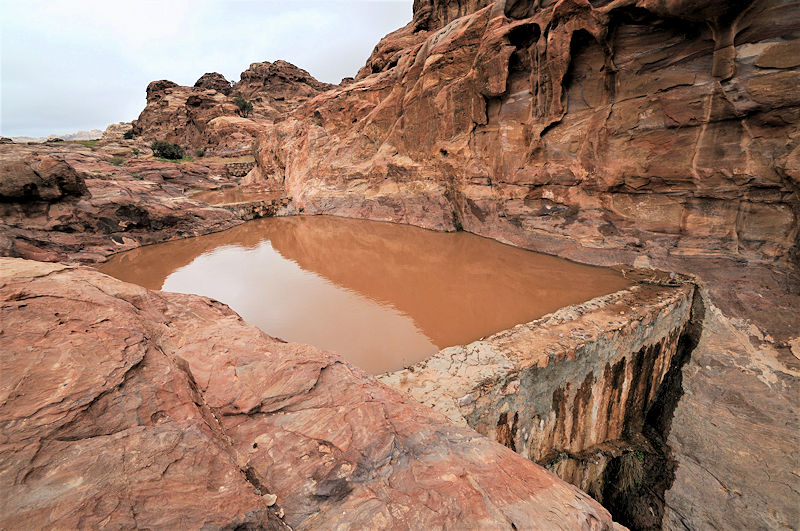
[253,0,799,269]
[0,152,88,202]
[233,60,335,117]
[1,0,797,528]
[0,258,620,530]
[131,61,335,157]
[195,72,233,95]
[132,81,247,156]
[0,144,242,262]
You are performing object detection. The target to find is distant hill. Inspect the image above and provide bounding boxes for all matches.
[10,129,103,143]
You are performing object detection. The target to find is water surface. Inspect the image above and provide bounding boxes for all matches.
[98,216,631,373]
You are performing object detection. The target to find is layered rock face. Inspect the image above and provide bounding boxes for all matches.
[0,144,241,262]
[253,0,799,269]
[0,258,620,529]
[131,61,335,156]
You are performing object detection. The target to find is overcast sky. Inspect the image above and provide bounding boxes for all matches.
[1,0,412,137]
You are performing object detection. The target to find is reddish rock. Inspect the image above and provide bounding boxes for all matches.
[0,152,87,202]
[232,60,335,117]
[132,82,245,156]
[0,258,620,529]
[0,144,242,262]
[194,71,233,95]
[145,79,179,102]
[253,0,798,269]
[241,0,800,528]
[130,61,335,156]
[1,1,798,528]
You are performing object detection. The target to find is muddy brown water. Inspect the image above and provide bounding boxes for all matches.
[97,216,631,374]
[191,188,281,205]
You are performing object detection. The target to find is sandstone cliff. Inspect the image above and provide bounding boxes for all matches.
[252,0,798,270]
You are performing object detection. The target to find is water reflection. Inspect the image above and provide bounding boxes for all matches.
[97,216,631,373]
[191,188,281,205]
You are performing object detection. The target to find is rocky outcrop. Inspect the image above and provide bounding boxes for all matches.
[253,0,799,269]
[0,258,621,529]
[0,152,88,202]
[0,144,242,262]
[194,71,233,94]
[232,60,335,117]
[131,80,246,156]
[131,62,335,156]
[100,121,133,142]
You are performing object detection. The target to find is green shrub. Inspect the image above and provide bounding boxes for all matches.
[151,140,185,160]
[109,156,125,166]
[234,96,253,118]
[154,156,194,164]
[79,139,98,149]
[195,148,206,158]
[452,210,463,232]
[131,147,140,155]
[123,129,135,140]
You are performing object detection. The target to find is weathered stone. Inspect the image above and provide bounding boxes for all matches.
[250,0,798,269]
[0,153,87,202]
[232,60,335,117]
[2,0,798,528]
[100,121,133,142]
[194,72,233,94]
[236,1,800,528]
[0,258,620,530]
[130,61,335,157]
[379,279,698,528]
[0,143,242,262]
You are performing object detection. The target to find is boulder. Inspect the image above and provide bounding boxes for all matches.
[0,153,87,202]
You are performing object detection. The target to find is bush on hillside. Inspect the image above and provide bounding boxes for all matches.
[123,129,135,140]
[151,140,185,160]
[234,96,253,118]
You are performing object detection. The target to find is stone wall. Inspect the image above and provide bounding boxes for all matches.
[225,161,256,178]
[220,197,294,220]
[380,280,696,527]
